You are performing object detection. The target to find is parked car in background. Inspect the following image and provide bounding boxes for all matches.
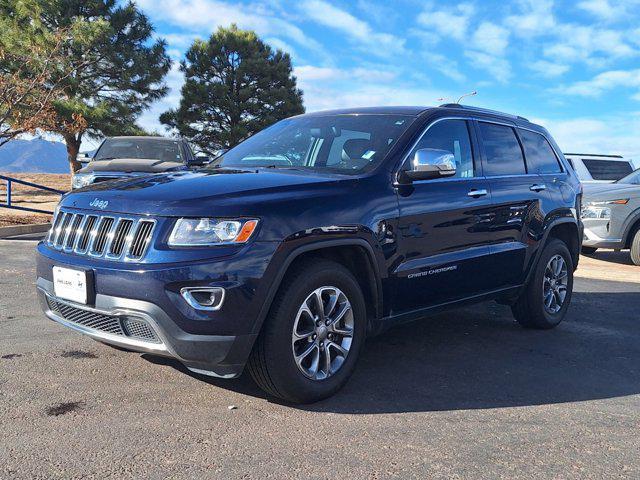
[38,104,582,403]
[72,136,209,189]
[581,168,640,264]
[564,153,634,184]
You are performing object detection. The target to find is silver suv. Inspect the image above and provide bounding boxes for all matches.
[582,168,640,265]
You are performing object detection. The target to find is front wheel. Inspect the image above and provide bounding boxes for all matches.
[248,259,366,403]
[512,239,574,329]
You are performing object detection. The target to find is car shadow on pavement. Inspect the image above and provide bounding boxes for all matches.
[144,281,640,414]
[583,250,633,266]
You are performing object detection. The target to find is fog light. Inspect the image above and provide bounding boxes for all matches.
[180,287,225,311]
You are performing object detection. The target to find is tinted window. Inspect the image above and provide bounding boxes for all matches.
[408,120,475,178]
[95,138,184,162]
[479,122,526,176]
[519,129,562,174]
[582,159,633,181]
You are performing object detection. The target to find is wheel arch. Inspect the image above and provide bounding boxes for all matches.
[623,211,640,249]
[254,239,383,336]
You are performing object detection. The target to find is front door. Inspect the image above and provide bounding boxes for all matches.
[392,118,495,315]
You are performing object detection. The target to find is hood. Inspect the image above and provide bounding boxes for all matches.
[60,168,356,217]
[80,158,185,174]
[582,182,640,201]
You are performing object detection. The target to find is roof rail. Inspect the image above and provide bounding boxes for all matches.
[563,153,624,158]
[439,103,529,122]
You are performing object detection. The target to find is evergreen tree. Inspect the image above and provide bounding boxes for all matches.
[0,0,171,172]
[161,25,304,154]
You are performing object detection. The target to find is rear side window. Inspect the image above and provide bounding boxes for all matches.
[582,159,633,181]
[478,122,526,176]
[519,129,562,174]
[408,119,475,178]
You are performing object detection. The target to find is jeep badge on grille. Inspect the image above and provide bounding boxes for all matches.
[89,198,109,210]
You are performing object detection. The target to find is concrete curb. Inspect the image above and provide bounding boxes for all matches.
[0,223,51,239]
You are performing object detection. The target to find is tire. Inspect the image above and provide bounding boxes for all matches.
[512,239,574,329]
[631,228,640,266]
[247,259,366,403]
[581,246,598,255]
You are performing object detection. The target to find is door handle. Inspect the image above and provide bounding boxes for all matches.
[530,184,546,192]
[467,189,488,198]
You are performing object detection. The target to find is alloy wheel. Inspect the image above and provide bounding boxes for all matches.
[291,286,354,380]
[543,254,568,314]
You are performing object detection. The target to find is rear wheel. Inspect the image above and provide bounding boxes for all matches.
[630,229,640,266]
[512,239,574,329]
[248,259,366,403]
[581,246,598,255]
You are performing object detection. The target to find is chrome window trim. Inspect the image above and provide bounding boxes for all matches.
[394,115,568,186]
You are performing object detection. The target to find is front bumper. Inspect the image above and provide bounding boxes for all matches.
[37,277,256,378]
[582,219,623,249]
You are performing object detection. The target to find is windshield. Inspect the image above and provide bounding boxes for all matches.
[209,114,414,174]
[94,138,184,162]
[615,168,640,184]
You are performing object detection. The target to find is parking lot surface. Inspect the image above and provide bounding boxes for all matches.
[1,239,639,479]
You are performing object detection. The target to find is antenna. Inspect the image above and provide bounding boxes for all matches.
[456,91,477,104]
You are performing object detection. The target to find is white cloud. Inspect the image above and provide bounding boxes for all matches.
[536,115,640,161]
[294,65,448,112]
[295,65,397,85]
[422,53,466,83]
[544,24,636,67]
[577,0,634,21]
[464,51,512,82]
[417,2,476,41]
[472,22,510,56]
[528,60,570,77]
[558,68,640,97]
[137,0,325,55]
[505,0,556,37]
[298,0,403,55]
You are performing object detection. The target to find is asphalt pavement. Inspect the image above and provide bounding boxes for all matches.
[1,238,639,479]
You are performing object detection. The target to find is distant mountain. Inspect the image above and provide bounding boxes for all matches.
[0,137,69,173]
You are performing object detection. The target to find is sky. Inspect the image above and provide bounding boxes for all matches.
[126,0,640,163]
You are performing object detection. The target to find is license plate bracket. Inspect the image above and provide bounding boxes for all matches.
[53,266,95,305]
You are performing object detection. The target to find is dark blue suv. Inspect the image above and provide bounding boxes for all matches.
[36,105,583,403]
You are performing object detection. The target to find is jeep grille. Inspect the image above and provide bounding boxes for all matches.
[47,209,156,261]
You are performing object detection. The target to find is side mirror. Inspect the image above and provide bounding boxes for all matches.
[404,148,456,181]
[77,152,91,166]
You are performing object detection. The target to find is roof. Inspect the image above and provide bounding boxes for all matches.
[300,104,534,124]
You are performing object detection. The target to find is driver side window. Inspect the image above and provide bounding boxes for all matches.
[408,120,475,178]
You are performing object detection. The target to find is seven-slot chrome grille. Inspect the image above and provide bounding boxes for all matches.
[46,208,156,261]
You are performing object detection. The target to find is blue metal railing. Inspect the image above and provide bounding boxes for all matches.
[0,174,64,215]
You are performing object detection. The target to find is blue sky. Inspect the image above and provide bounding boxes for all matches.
[130,0,640,162]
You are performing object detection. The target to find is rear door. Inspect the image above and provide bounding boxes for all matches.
[392,118,495,314]
[475,120,548,289]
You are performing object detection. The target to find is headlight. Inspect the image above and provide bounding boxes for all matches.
[581,205,611,219]
[72,173,95,189]
[581,199,628,220]
[168,218,259,246]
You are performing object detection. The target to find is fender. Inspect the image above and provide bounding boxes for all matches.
[523,216,581,288]
[622,208,640,247]
[252,238,384,335]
